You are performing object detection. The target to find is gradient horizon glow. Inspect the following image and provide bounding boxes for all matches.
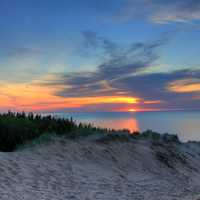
[0,0,200,112]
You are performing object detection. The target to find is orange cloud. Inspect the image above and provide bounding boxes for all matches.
[143,100,162,104]
[0,82,140,111]
[167,79,200,93]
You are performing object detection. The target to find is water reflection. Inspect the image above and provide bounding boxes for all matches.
[90,118,139,132]
[55,111,200,142]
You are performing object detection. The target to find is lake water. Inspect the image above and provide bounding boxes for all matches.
[50,111,200,142]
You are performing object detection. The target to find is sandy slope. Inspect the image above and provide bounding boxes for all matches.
[1,133,200,200]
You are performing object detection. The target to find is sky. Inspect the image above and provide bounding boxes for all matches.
[0,0,200,112]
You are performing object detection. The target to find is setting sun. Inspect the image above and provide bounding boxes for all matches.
[128,108,136,112]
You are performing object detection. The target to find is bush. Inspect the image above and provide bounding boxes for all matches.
[0,112,76,151]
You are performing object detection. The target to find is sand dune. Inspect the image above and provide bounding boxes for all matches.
[1,133,200,200]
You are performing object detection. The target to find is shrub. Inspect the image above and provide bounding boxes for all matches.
[0,112,76,151]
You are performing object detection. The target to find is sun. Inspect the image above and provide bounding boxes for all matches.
[128,108,136,112]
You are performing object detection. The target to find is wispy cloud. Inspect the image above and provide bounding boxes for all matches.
[1,30,197,112]
[113,0,200,24]
[36,32,200,110]
[39,31,165,98]
[81,30,119,58]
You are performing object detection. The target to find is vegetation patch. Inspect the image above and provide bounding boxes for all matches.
[0,111,107,151]
[95,132,136,143]
[0,112,139,151]
[155,147,187,169]
[0,111,180,152]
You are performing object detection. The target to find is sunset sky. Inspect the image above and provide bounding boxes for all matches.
[0,0,200,112]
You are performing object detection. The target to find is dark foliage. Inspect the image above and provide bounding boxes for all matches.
[0,111,180,152]
[0,111,78,151]
[0,111,138,152]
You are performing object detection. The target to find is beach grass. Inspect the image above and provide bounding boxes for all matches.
[0,111,180,152]
[0,111,135,151]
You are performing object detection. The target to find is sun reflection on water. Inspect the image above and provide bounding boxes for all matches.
[90,117,139,132]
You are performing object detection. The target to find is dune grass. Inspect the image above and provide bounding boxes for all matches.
[0,111,136,151]
[0,111,180,152]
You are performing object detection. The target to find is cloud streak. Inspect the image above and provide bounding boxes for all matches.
[113,0,200,24]
[40,32,165,99]
[36,32,200,111]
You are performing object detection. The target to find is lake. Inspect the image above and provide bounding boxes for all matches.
[49,111,200,142]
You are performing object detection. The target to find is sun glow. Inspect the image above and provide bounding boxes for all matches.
[0,82,140,111]
[128,108,136,112]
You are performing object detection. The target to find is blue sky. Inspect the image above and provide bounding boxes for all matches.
[0,0,200,111]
